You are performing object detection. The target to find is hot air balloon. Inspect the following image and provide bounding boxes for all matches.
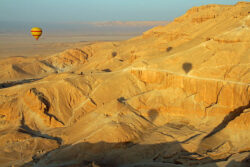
[30,27,42,40]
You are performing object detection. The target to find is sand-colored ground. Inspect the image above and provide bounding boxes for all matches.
[0,2,249,167]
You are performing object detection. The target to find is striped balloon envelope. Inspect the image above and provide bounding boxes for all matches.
[30,27,42,40]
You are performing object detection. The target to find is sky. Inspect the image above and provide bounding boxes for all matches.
[0,0,245,23]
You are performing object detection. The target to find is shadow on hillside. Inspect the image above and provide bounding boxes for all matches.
[182,62,192,74]
[12,64,31,75]
[196,102,250,164]
[19,103,250,167]
[226,155,250,167]
[203,102,250,140]
[40,60,59,72]
[166,47,173,52]
[21,141,212,167]
[18,112,62,145]
[0,78,42,89]
[112,51,117,58]
[148,109,159,122]
[21,139,250,167]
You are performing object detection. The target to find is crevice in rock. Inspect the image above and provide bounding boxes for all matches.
[203,85,224,120]
[203,101,250,140]
[18,112,62,145]
[205,85,224,111]
[0,78,42,89]
[12,64,31,75]
[30,88,64,125]
[181,133,202,143]
[156,131,175,139]
[89,97,97,106]
[40,60,59,72]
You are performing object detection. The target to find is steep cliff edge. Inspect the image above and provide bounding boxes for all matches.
[0,2,249,167]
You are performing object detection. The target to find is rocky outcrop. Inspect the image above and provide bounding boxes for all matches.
[0,48,90,83]
[46,48,89,70]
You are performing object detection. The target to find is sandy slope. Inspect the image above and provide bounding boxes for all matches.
[0,2,249,167]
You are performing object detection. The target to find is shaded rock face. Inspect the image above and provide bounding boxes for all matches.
[0,2,250,167]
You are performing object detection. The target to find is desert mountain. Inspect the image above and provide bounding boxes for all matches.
[0,2,249,167]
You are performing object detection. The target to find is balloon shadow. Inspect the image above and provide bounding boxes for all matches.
[112,52,117,58]
[148,109,159,123]
[182,63,192,74]
[166,47,173,52]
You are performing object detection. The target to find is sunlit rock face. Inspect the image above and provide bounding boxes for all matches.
[0,2,249,167]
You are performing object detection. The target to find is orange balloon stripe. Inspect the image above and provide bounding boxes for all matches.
[31,27,42,40]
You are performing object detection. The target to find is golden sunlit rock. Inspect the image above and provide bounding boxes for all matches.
[0,2,249,167]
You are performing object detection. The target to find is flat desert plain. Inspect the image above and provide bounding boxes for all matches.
[0,33,137,59]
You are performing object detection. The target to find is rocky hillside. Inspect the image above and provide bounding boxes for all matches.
[0,2,249,167]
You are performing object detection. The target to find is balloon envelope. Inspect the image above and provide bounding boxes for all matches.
[30,27,42,40]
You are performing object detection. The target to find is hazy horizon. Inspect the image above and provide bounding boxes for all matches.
[0,21,170,35]
[0,0,243,34]
[0,0,246,58]
[0,0,242,22]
